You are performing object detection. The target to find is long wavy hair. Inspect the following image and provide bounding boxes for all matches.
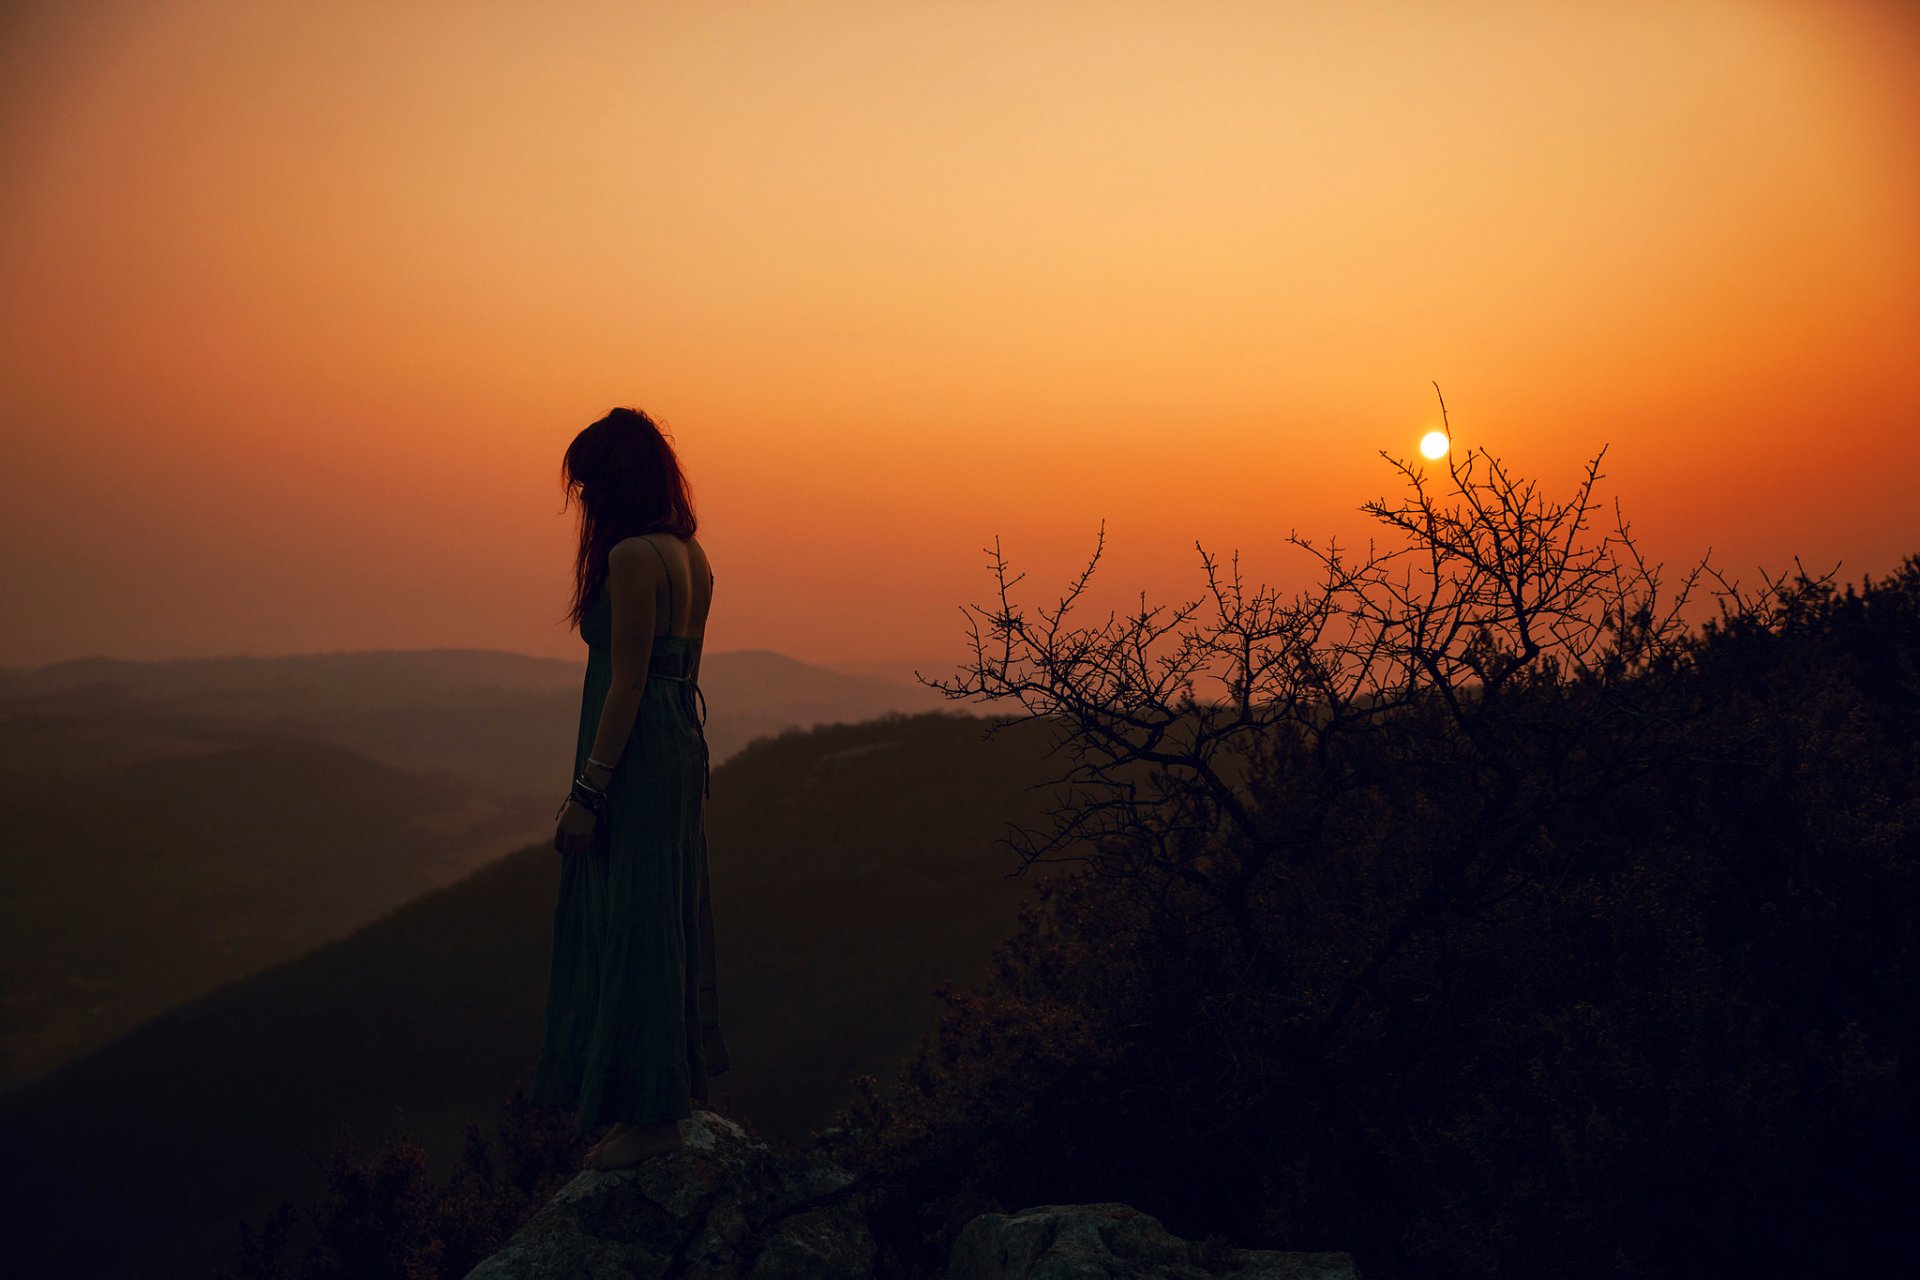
[558,406,698,631]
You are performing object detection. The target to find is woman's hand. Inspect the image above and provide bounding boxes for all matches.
[553,796,599,855]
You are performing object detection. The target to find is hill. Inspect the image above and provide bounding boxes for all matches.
[0,645,958,791]
[0,646,966,1091]
[0,709,1072,1280]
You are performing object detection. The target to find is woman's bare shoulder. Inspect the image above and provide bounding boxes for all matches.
[607,534,664,563]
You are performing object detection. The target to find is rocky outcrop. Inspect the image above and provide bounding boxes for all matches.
[465,1110,1355,1280]
[946,1202,1359,1279]
[464,1110,873,1279]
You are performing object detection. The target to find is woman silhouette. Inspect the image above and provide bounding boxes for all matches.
[532,406,732,1170]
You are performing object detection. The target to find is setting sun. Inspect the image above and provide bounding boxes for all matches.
[1419,431,1450,461]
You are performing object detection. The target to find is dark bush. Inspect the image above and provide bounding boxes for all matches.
[823,431,1918,1279]
[221,1082,590,1280]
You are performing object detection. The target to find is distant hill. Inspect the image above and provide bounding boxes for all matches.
[0,646,975,1093]
[0,709,1074,1280]
[0,645,962,789]
[706,648,962,724]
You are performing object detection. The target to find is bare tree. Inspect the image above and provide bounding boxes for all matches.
[921,388,1820,1053]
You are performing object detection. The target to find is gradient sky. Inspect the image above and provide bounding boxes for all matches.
[3,0,1916,672]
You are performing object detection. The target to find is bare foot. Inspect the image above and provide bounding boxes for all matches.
[581,1120,636,1169]
[586,1119,684,1170]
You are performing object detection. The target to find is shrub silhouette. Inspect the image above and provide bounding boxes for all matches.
[822,429,1917,1279]
[220,1082,588,1280]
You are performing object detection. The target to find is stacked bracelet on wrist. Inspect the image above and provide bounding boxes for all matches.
[569,774,607,813]
[555,755,619,822]
[556,773,609,822]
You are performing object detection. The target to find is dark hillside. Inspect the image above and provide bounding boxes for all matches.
[0,709,1069,1280]
[0,724,547,1090]
[828,555,1920,1279]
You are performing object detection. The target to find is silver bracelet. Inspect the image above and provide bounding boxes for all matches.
[587,754,617,772]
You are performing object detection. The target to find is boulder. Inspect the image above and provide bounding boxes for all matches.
[464,1109,874,1279]
[946,1202,1358,1280]
[464,1111,1356,1280]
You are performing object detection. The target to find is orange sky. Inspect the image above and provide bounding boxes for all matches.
[3,0,1916,673]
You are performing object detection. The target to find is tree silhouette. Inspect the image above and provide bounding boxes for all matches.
[827,405,1912,1280]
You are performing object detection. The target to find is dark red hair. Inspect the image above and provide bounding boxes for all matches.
[558,406,698,631]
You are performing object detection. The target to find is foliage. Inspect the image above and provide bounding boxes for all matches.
[822,421,1918,1279]
[218,1083,591,1280]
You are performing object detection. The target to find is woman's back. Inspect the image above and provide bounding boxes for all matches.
[580,532,713,673]
[623,533,713,672]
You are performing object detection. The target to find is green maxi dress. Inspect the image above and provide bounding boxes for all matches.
[531,543,732,1134]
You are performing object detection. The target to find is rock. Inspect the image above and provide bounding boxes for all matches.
[945,1202,1358,1280]
[464,1109,874,1279]
[464,1112,1356,1280]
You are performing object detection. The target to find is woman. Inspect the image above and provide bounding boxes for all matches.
[532,405,732,1171]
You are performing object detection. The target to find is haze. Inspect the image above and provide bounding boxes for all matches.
[3,0,1915,669]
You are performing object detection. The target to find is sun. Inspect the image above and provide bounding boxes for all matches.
[1418,430,1449,460]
